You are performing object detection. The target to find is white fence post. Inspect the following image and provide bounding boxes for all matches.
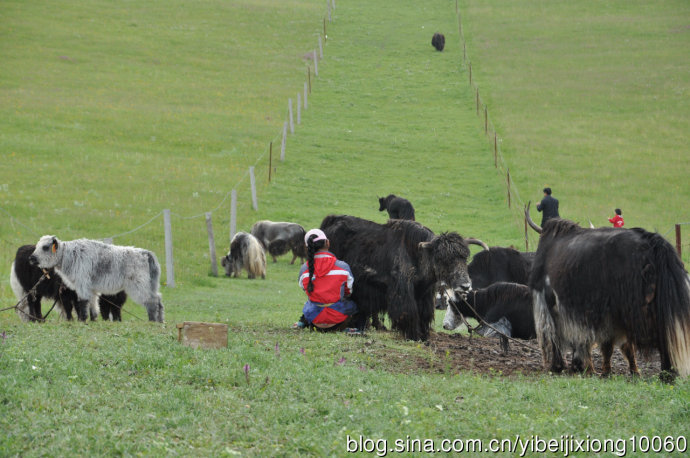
[314,50,318,76]
[319,36,323,59]
[230,189,237,242]
[280,121,287,161]
[205,212,218,277]
[163,209,175,288]
[249,166,258,211]
[288,98,294,134]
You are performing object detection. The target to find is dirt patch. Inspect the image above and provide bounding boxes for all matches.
[411,331,662,378]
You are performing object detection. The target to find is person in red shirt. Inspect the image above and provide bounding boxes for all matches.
[294,228,360,333]
[608,208,624,228]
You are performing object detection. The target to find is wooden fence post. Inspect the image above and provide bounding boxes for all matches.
[205,212,218,277]
[280,121,287,161]
[469,62,472,85]
[494,133,498,168]
[676,224,682,257]
[506,169,511,209]
[314,50,318,76]
[163,209,175,288]
[304,82,308,109]
[484,105,488,134]
[230,190,237,242]
[249,166,258,211]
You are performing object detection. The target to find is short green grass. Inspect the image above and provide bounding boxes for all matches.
[1,0,689,456]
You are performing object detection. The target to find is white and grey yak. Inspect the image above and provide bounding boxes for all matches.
[30,236,164,322]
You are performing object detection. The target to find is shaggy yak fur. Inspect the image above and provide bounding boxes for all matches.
[250,220,306,264]
[30,236,163,322]
[442,282,535,341]
[468,246,535,290]
[222,232,266,279]
[529,218,690,379]
[431,33,445,51]
[11,244,127,322]
[377,194,416,221]
[321,214,472,341]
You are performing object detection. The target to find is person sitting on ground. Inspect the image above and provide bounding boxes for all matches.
[536,187,560,226]
[293,228,361,334]
[608,208,624,228]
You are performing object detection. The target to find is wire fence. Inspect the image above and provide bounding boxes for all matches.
[0,0,337,291]
[452,1,687,258]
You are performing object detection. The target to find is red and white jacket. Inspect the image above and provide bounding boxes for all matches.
[608,214,624,228]
[298,251,353,304]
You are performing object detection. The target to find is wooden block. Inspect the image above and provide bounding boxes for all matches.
[177,321,228,349]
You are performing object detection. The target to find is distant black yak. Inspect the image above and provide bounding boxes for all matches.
[431,33,445,51]
[321,215,472,341]
[530,218,690,379]
[378,194,416,221]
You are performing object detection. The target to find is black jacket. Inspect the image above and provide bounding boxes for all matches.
[537,195,559,226]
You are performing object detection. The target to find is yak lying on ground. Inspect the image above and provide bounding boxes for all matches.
[530,218,690,379]
[250,220,306,264]
[30,236,163,322]
[321,215,472,341]
[442,282,535,342]
[378,194,416,221]
[431,33,445,51]
[11,244,126,322]
[222,232,266,279]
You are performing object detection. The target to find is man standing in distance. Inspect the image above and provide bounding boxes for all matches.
[537,187,560,226]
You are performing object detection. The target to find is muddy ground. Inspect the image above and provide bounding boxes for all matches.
[408,331,662,378]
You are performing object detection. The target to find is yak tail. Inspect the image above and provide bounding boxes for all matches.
[648,232,690,376]
[532,288,560,370]
[247,238,267,278]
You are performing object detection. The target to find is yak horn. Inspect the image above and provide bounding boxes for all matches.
[465,238,489,251]
[587,218,595,229]
[524,201,542,234]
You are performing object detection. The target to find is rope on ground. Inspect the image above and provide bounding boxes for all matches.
[445,289,540,352]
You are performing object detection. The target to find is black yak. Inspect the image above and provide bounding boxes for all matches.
[378,194,416,221]
[442,282,535,341]
[468,246,535,290]
[250,220,306,264]
[222,232,266,279]
[11,244,126,322]
[431,33,445,51]
[321,215,472,341]
[529,218,690,379]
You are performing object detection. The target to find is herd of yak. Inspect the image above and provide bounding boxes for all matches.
[9,193,690,380]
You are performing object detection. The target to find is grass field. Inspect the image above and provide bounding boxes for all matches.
[1,0,689,456]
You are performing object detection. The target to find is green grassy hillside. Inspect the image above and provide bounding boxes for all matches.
[1,0,688,456]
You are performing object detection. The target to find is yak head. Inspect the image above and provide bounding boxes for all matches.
[30,235,60,269]
[378,194,395,212]
[419,232,472,300]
